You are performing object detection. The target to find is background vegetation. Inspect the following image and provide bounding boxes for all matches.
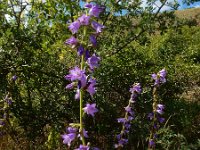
[0,0,200,149]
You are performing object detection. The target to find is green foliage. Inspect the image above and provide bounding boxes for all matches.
[0,0,200,149]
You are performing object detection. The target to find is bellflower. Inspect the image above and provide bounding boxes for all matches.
[75,89,80,100]
[83,103,98,117]
[89,35,97,47]
[61,133,76,146]
[12,75,17,81]
[87,54,101,70]
[129,83,142,94]
[65,66,85,82]
[91,21,105,33]
[65,83,75,89]
[68,20,81,34]
[86,78,97,96]
[75,145,90,150]
[89,4,104,17]
[78,14,90,25]
[85,50,90,60]
[152,68,167,86]
[77,45,85,56]
[65,36,78,48]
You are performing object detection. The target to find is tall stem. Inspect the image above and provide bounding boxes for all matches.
[79,24,87,145]
[148,87,157,150]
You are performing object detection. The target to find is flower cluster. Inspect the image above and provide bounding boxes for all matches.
[148,69,166,149]
[151,69,166,86]
[63,2,105,149]
[115,83,142,148]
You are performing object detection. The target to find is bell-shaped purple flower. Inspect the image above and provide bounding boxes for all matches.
[77,45,85,56]
[89,35,97,47]
[87,54,101,70]
[12,75,17,81]
[68,20,81,34]
[75,145,90,150]
[86,78,97,96]
[61,133,76,146]
[152,69,167,86]
[89,4,104,17]
[91,21,105,33]
[83,103,98,117]
[85,50,90,60]
[65,36,78,48]
[65,66,85,81]
[65,83,75,89]
[78,14,90,25]
[129,83,142,94]
[149,139,155,148]
[75,89,80,100]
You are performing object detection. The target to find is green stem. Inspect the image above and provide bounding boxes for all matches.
[79,24,87,145]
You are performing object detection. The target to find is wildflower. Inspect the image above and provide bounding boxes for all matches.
[77,45,85,56]
[68,20,81,34]
[65,36,78,48]
[91,21,105,33]
[87,54,101,70]
[89,4,104,17]
[86,78,97,96]
[12,75,17,81]
[83,103,98,117]
[152,69,167,86]
[75,145,89,150]
[61,133,76,146]
[89,35,97,47]
[78,14,90,25]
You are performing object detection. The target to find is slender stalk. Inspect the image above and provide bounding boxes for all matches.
[79,25,87,145]
[148,87,157,150]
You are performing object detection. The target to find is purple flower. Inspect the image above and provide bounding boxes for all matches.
[115,138,128,148]
[156,109,164,115]
[86,78,97,96]
[75,145,89,150]
[0,120,5,126]
[117,118,126,124]
[157,104,165,110]
[78,128,89,139]
[85,50,90,60]
[89,35,97,47]
[147,112,154,120]
[65,36,78,48]
[65,83,75,89]
[87,54,101,70]
[158,117,165,123]
[61,133,76,146]
[84,3,92,8]
[129,83,142,94]
[159,69,166,79]
[65,66,85,82]
[91,21,105,33]
[89,4,104,17]
[124,106,134,116]
[78,14,90,25]
[77,45,85,56]
[67,127,78,133]
[83,103,98,117]
[75,89,80,100]
[12,75,17,81]
[152,69,167,86]
[156,104,165,114]
[68,20,81,34]
[149,139,155,148]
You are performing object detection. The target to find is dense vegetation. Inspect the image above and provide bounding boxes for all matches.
[0,0,200,149]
